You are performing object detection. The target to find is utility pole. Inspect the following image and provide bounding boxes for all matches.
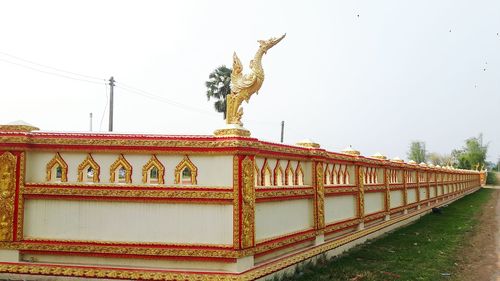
[280,121,284,143]
[108,76,115,132]
[89,113,93,132]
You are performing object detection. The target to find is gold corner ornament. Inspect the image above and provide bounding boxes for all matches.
[226,34,286,126]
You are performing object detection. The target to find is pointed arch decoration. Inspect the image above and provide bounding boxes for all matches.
[324,164,332,185]
[261,159,272,186]
[46,152,68,182]
[77,154,100,183]
[142,155,165,184]
[295,161,304,185]
[254,163,260,187]
[344,165,350,184]
[110,154,133,184]
[273,160,284,186]
[174,155,198,185]
[284,160,294,186]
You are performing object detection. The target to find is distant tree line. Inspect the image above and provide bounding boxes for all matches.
[407,134,489,170]
[407,134,497,184]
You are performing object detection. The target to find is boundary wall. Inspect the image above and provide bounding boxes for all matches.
[0,129,486,280]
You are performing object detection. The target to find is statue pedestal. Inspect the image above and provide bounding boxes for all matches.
[214,124,251,137]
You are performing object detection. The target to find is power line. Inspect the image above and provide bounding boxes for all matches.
[99,82,109,131]
[115,83,218,117]
[0,50,104,81]
[0,57,104,85]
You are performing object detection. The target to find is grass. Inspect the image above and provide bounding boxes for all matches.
[269,189,493,281]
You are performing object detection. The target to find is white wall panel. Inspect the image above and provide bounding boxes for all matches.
[364,192,384,214]
[325,195,356,223]
[24,199,233,245]
[390,190,403,208]
[255,199,313,241]
[407,188,417,204]
[419,187,427,200]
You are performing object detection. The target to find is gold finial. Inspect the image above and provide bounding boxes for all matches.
[391,157,404,163]
[370,152,387,160]
[0,121,39,132]
[296,139,320,149]
[342,145,360,156]
[226,34,286,126]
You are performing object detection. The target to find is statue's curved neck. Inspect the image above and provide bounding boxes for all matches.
[251,48,266,75]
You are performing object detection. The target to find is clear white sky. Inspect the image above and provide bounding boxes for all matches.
[0,0,499,162]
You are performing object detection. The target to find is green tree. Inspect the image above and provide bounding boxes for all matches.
[407,141,426,163]
[455,134,488,170]
[205,65,231,119]
[427,152,456,166]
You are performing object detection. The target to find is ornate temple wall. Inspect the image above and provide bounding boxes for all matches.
[0,129,486,281]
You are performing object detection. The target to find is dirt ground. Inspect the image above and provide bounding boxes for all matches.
[453,188,499,281]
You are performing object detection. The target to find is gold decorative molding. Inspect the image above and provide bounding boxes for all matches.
[174,156,198,185]
[77,154,100,183]
[255,188,314,199]
[232,156,240,249]
[226,34,285,126]
[0,151,16,241]
[110,154,133,184]
[15,152,25,241]
[241,156,255,249]
[384,169,390,212]
[45,152,68,182]
[22,186,233,201]
[142,155,165,184]
[358,168,365,219]
[314,162,325,231]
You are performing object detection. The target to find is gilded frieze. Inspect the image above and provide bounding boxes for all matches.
[21,186,233,201]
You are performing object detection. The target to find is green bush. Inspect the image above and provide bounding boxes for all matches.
[486,171,498,185]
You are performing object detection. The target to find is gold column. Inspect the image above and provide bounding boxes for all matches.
[415,170,421,203]
[357,166,365,220]
[313,161,325,232]
[0,152,17,242]
[384,168,390,214]
[402,170,408,207]
[233,155,255,250]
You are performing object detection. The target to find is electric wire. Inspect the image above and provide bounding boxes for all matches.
[115,83,219,118]
[0,57,104,85]
[0,50,104,81]
[99,82,109,131]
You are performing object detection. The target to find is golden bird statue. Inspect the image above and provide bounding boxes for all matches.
[225,34,286,126]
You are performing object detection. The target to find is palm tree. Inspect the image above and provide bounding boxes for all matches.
[206,65,231,119]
